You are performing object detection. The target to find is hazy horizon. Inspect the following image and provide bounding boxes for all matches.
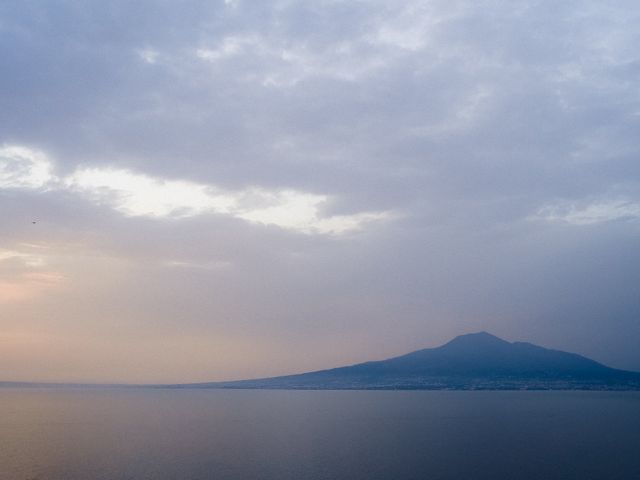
[2,0,640,384]
[3,330,640,386]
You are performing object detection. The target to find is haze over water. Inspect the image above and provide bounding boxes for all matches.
[2,389,639,480]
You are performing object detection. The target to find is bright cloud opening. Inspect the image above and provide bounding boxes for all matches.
[67,167,388,234]
[66,168,236,218]
[0,145,56,189]
[1,146,390,235]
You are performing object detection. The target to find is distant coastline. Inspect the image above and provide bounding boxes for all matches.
[4,333,640,391]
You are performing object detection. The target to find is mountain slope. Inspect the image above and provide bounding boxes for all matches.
[176,332,640,390]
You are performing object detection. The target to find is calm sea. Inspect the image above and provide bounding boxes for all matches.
[1,389,638,480]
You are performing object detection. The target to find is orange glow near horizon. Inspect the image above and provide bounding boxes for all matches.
[0,272,65,303]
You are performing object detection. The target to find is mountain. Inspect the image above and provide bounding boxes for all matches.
[175,332,640,390]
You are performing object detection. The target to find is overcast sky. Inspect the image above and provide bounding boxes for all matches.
[1,0,639,383]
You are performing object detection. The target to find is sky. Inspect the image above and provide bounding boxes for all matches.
[1,0,639,383]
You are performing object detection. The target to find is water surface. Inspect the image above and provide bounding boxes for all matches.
[1,389,638,480]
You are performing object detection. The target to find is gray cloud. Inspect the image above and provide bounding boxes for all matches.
[1,0,639,382]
